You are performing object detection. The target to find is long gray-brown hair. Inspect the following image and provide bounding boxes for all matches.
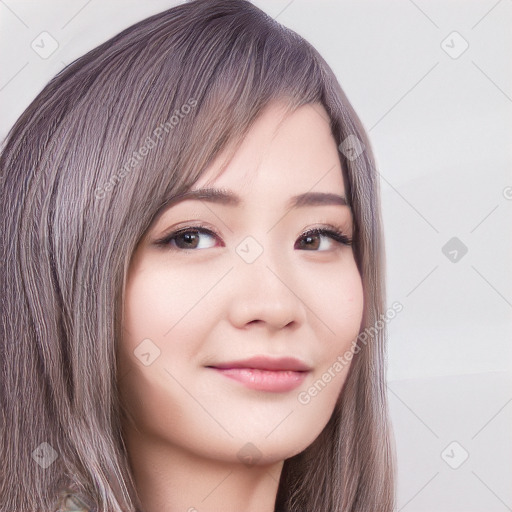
[0,1,396,510]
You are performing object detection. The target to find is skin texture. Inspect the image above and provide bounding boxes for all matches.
[118,101,364,512]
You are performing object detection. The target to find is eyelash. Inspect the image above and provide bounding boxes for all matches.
[154,223,352,251]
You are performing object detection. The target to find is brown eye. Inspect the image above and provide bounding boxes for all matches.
[295,227,352,251]
[174,230,202,249]
[297,232,322,250]
[156,226,219,250]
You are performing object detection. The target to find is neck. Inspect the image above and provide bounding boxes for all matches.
[124,426,284,512]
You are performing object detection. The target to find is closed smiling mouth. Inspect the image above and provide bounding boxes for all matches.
[205,355,312,392]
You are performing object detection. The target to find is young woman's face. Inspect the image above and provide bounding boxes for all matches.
[118,101,364,465]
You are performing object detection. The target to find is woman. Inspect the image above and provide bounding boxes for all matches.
[0,1,396,510]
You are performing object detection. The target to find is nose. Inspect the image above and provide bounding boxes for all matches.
[227,245,307,331]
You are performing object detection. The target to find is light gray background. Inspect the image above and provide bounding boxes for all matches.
[1,1,511,510]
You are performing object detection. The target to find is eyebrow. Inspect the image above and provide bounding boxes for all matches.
[164,187,350,210]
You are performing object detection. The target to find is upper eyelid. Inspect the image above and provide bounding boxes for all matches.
[152,203,353,234]
[155,213,352,236]
[157,221,350,236]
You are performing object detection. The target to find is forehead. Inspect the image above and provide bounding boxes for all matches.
[192,101,347,203]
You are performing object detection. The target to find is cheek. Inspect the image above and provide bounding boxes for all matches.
[118,266,194,395]
[120,259,225,385]
[314,258,365,345]
[118,266,214,440]
[122,263,211,347]
[309,261,364,395]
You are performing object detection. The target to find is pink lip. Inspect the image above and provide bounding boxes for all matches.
[211,368,308,392]
[206,355,311,392]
